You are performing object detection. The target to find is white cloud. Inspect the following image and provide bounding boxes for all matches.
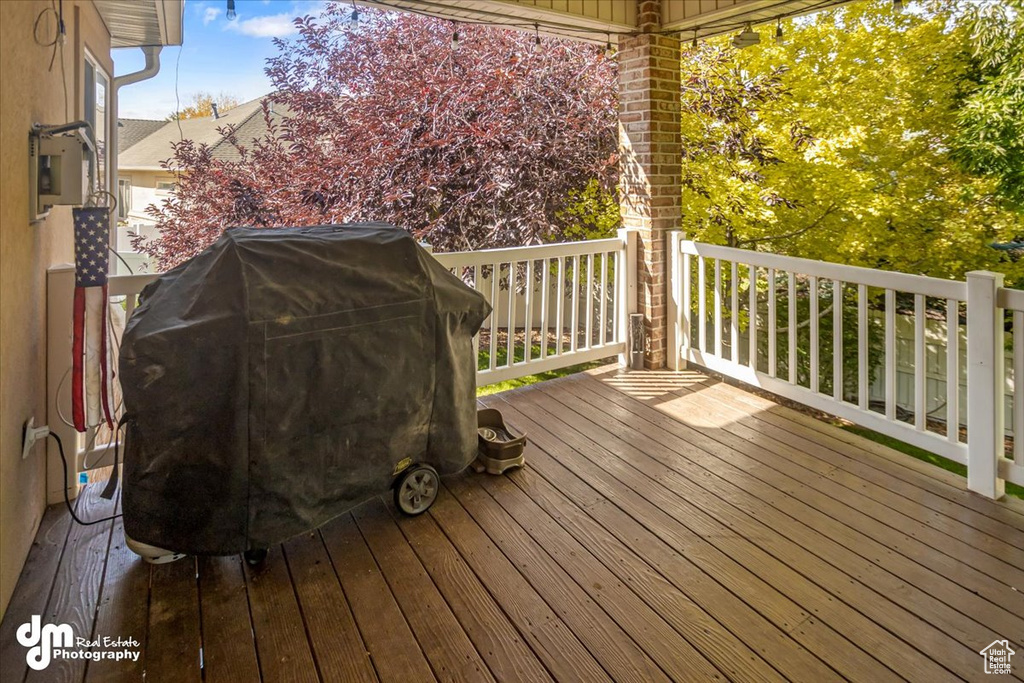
[203,7,222,25]
[226,12,300,38]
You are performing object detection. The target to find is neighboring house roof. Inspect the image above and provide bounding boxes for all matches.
[118,118,167,154]
[118,95,286,171]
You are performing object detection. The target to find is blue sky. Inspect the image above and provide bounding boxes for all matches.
[114,0,326,120]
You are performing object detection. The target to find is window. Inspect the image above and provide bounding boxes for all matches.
[84,52,110,196]
[117,177,132,219]
[156,179,177,194]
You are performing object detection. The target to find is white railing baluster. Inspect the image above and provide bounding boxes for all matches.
[524,259,534,363]
[556,256,565,356]
[748,265,757,370]
[946,299,958,444]
[571,255,580,353]
[612,252,620,347]
[858,284,868,411]
[490,263,499,371]
[602,253,610,344]
[714,259,723,358]
[730,261,739,363]
[682,253,692,353]
[507,262,516,367]
[1015,311,1023,464]
[914,293,926,431]
[540,258,549,359]
[768,268,777,378]
[473,265,482,366]
[885,289,896,421]
[788,272,797,384]
[698,256,707,354]
[810,275,819,393]
[833,280,843,401]
[585,253,594,349]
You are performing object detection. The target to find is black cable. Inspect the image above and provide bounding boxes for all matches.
[48,431,123,526]
[109,245,135,274]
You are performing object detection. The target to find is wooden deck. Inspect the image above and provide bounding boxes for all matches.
[2,367,1024,682]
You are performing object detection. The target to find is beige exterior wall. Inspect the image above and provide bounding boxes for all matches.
[0,0,113,619]
[115,170,165,274]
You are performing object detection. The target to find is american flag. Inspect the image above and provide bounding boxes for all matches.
[72,207,114,432]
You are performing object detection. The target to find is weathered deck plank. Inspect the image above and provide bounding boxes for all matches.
[196,555,261,683]
[3,367,1022,683]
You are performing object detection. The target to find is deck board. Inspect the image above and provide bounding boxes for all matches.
[146,558,202,683]
[540,376,1010,680]
[565,375,1024,639]
[195,555,261,683]
[24,481,117,683]
[2,367,1023,682]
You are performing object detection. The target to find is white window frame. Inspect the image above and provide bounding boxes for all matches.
[83,48,111,198]
[117,176,132,219]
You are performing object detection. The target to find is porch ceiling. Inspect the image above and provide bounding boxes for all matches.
[357,0,854,43]
[93,0,184,48]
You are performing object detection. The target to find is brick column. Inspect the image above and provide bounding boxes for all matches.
[617,0,681,369]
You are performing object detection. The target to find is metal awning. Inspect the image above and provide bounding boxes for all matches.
[93,0,184,48]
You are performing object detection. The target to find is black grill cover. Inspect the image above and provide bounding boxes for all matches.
[119,224,490,554]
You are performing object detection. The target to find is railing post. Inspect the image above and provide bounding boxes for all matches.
[47,265,82,505]
[665,230,685,370]
[966,270,1006,499]
[617,228,638,367]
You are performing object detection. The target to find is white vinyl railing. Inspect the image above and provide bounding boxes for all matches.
[434,234,634,385]
[667,233,1024,499]
[45,234,636,502]
[996,286,1024,489]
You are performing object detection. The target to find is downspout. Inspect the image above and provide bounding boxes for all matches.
[110,45,162,254]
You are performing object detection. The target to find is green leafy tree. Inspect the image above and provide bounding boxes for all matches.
[167,91,241,121]
[680,0,1024,284]
[952,0,1024,209]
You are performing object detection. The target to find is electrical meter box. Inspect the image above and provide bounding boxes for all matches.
[29,130,89,221]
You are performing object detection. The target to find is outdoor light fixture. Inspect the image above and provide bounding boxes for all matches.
[691,30,699,49]
[731,24,761,49]
[775,19,785,44]
[533,24,542,53]
[451,29,459,50]
[350,1,359,30]
[226,0,236,20]
[893,0,904,11]
[604,34,615,59]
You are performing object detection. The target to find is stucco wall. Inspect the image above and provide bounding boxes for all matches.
[0,0,112,620]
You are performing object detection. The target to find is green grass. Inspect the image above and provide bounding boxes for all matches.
[476,345,612,396]
[841,425,1024,500]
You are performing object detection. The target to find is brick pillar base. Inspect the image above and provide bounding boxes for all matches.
[617,8,681,370]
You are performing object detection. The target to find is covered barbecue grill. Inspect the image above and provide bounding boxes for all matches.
[118,223,490,558]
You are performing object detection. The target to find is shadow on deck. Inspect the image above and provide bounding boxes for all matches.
[2,367,1023,682]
